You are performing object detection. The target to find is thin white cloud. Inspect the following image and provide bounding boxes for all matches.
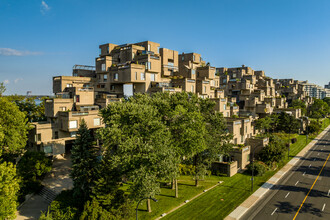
[14,78,23,84]
[40,1,51,15]
[3,80,9,84]
[0,48,43,56]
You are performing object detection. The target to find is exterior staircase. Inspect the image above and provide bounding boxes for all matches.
[38,186,58,204]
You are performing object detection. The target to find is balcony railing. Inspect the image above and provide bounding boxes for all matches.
[162,64,178,70]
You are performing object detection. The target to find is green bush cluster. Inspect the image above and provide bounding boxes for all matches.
[246,162,267,176]
[179,164,196,175]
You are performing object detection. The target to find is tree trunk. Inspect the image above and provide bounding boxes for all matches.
[175,179,178,198]
[147,199,151,212]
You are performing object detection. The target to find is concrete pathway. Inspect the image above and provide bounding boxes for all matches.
[225,125,330,220]
[16,154,73,220]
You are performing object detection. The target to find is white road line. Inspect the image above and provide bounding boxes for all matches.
[271,208,278,215]
[295,181,299,186]
[322,203,326,211]
[303,172,306,176]
[328,189,330,196]
[285,192,290,198]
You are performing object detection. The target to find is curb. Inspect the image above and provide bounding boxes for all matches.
[225,125,330,220]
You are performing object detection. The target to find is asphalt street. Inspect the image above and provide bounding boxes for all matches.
[242,129,330,220]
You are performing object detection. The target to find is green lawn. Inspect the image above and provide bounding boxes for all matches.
[161,118,330,220]
[137,176,222,220]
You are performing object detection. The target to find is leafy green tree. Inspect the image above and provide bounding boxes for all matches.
[0,162,20,220]
[14,97,47,122]
[309,99,329,120]
[307,120,321,134]
[0,97,28,157]
[323,97,330,107]
[291,99,307,116]
[71,120,99,202]
[17,151,52,195]
[277,112,300,134]
[255,116,272,133]
[258,135,286,166]
[99,101,175,212]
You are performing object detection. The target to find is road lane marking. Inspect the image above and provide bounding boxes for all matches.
[293,153,330,220]
[322,203,326,211]
[295,181,299,186]
[285,192,290,198]
[303,172,306,176]
[271,208,277,215]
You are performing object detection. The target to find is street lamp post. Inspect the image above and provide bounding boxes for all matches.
[136,197,158,220]
[305,116,309,145]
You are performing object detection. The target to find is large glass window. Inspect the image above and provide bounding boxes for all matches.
[192,69,196,75]
[191,85,194,92]
[114,73,119,80]
[148,44,151,51]
[103,74,107,82]
[101,63,106,71]
[69,120,78,129]
[141,73,145,80]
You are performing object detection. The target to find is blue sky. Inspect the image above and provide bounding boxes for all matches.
[1,0,330,95]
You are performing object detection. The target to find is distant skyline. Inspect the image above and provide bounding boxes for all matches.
[1,0,330,95]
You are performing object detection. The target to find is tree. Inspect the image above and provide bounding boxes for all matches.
[0,162,20,220]
[309,99,329,120]
[13,97,47,122]
[291,99,307,116]
[71,119,99,202]
[17,151,52,195]
[277,112,300,134]
[99,101,175,212]
[0,97,28,157]
[258,135,286,166]
[255,116,272,133]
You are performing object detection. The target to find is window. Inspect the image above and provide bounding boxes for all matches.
[36,133,41,142]
[111,85,115,90]
[146,62,151,70]
[101,64,106,71]
[193,55,195,61]
[241,135,244,143]
[103,74,107,81]
[192,69,196,75]
[191,85,194,92]
[148,44,151,51]
[141,73,145,80]
[150,73,155,82]
[94,118,101,126]
[76,95,80,103]
[54,131,58,139]
[114,73,119,80]
[245,126,247,133]
[69,120,78,129]
[59,106,66,111]
[233,73,237,78]
[132,52,136,60]
[135,72,138,80]
[106,46,109,54]
[182,56,184,61]
[70,132,77,137]
[204,86,207,93]
[224,104,226,110]
[66,84,73,88]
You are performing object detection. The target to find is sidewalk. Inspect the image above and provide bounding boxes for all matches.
[16,154,73,220]
[225,125,330,220]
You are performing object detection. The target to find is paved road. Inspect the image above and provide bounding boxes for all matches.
[242,130,330,220]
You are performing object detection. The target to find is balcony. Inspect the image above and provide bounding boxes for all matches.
[162,64,178,71]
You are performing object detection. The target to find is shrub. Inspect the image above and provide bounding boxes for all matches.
[179,164,195,175]
[307,120,321,134]
[258,135,286,165]
[246,162,267,176]
[291,138,297,144]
